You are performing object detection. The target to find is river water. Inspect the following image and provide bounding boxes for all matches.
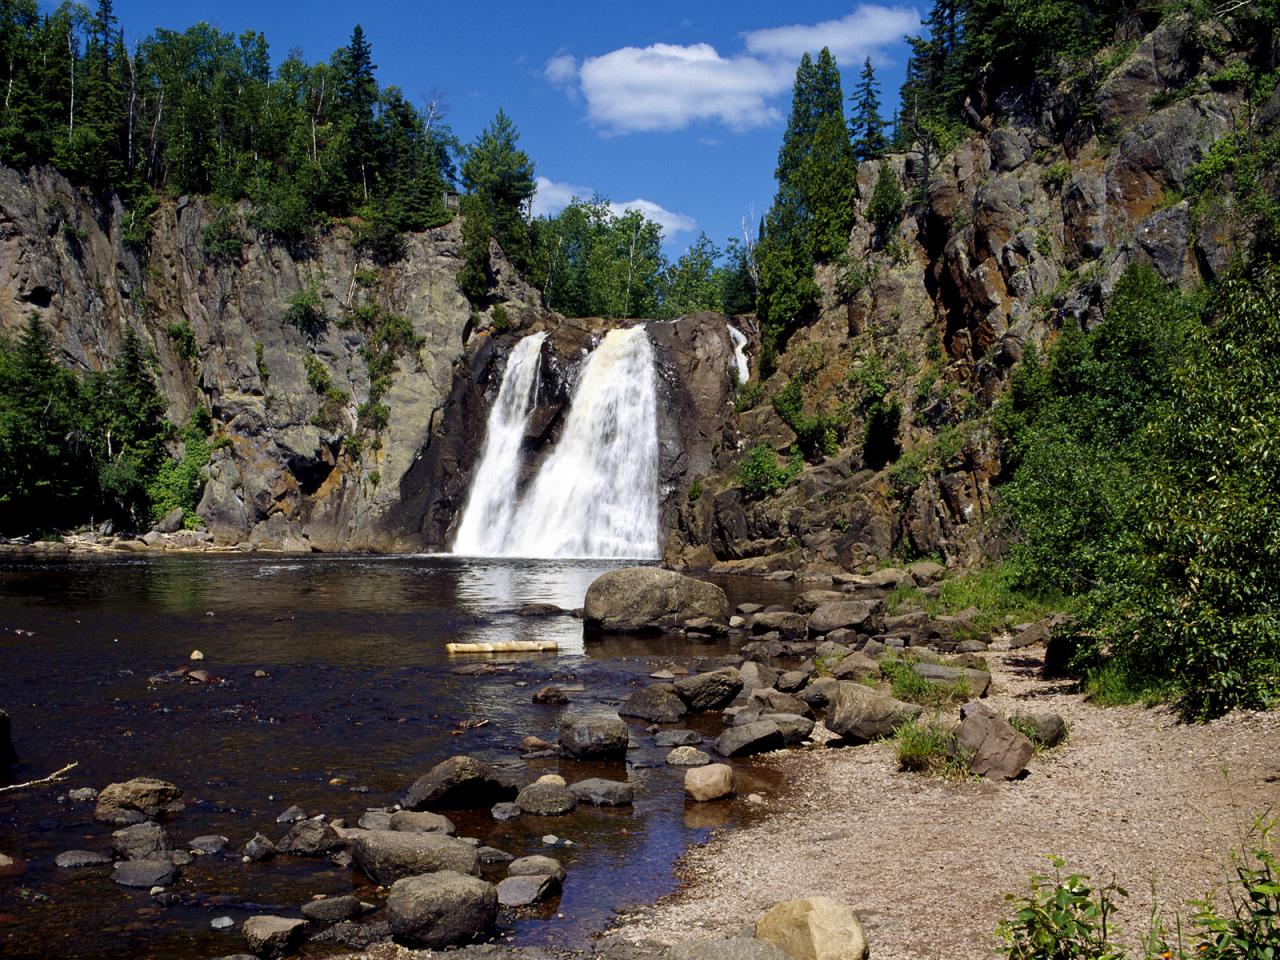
[0,554,796,959]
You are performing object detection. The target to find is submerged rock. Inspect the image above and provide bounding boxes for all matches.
[301,895,367,923]
[111,859,175,888]
[568,778,634,807]
[583,568,729,633]
[94,777,184,825]
[497,874,558,907]
[277,820,343,856]
[55,850,111,868]
[111,822,171,861]
[619,685,688,723]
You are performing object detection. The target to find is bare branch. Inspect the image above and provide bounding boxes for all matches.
[0,761,79,794]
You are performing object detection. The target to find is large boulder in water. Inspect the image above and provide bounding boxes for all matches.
[583,567,729,633]
[387,871,497,949]
[402,756,519,810]
[558,716,629,760]
[94,777,185,825]
[350,830,480,885]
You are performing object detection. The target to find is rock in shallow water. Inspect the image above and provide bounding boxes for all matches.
[715,720,785,758]
[301,894,367,922]
[189,834,229,855]
[402,755,519,810]
[558,716,629,760]
[497,874,558,906]
[242,915,308,959]
[684,764,734,802]
[389,810,456,835]
[673,669,743,712]
[568,778,634,807]
[619,684,688,723]
[111,822,171,861]
[111,859,175,887]
[491,802,522,822]
[516,776,578,816]
[508,854,566,883]
[654,729,702,747]
[351,829,480,884]
[666,746,711,766]
[94,777,185,825]
[386,870,497,949]
[55,850,111,868]
[243,833,275,862]
[583,567,729,633]
[277,819,343,856]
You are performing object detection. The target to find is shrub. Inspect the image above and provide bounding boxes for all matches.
[200,211,243,264]
[687,478,703,502]
[1041,161,1071,192]
[284,284,326,336]
[880,656,971,707]
[166,322,198,363]
[771,375,843,460]
[490,304,511,333]
[866,161,905,238]
[735,444,801,500]
[894,718,968,776]
[734,381,764,413]
[997,858,1127,960]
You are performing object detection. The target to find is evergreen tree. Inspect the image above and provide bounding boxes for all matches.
[851,57,887,161]
[461,109,535,272]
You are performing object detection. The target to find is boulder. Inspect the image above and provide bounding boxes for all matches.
[765,713,815,745]
[667,746,711,766]
[907,560,946,584]
[750,689,813,718]
[684,763,735,802]
[957,702,1033,780]
[94,777,185,825]
[111,822,171,861]
[111,859,176,888]
[301,895,367,922]
[491,802,522,822]
[350,830,480,885]
[674,670,743,711]
[386,872,497,948]
[497,874,558,907]
[277,820,343,856]
[1009,614,1069,650]
[402,756,518,810]
[793,590,846,614]
[242,916,308,959]
[669,939,789,960]
[777,670,809,693]
[867,568,912,589]
[619,685,688,723]
[569,778,634,807]
[389,810,456,835]
[912,662,992,697]
[755,896,869,960]
[509,854,566,884]
[1012,712,1067,748]
[516,775,577,816]
[807,601,880,636]
[738,661,779,691]
[558,716,629,760]
[825,683,921,743]
[155,507,186,534]
[797,677,839,709]
[829,652,879,682]
[583,567,729,633]
[715,720,785,758]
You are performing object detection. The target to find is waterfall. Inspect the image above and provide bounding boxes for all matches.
[450,332,547,555]
[451,326,660,560]
[728,324,751,384]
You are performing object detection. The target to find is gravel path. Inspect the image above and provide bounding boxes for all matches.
[610,646,1280,959]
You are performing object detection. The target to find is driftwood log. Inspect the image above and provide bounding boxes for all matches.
[445,641,558,654]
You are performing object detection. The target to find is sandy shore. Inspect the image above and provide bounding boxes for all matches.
[609,645,1280,959]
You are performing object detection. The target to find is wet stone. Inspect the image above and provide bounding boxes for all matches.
[112,859,176,888]
[243,833,276,862]
[491,802,522,822]
[654,729,702,747]
[189,835,229,855]
[301,895,366,923]
[497,874,558,907]
[55,850,111,868]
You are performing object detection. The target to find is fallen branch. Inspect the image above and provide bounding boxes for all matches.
[0,761,79,794]
[445,641,558,654]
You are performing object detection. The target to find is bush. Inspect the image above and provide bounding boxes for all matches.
[879,656,971,707]
[734,381,764,413]
[200,211,243,264]
[894,718,968,776]
[866,161,905,239]
[146,411,212,527]
[997,858,1127,960]
[771,375,843,460]
[284,284,326,336]
[735,444,801,500]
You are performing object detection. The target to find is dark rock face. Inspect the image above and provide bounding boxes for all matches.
[583,567,729,634]
[94,778,184,825]
[558,716,629,760]
[619,685,688,723]
[350,830,480,885]
[386,871,497,949]
[714,720,785,758]
[402,756,519,810]
[825,683,922,743]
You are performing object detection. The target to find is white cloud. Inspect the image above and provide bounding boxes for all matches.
[550,5,918,135]
[544,54,578,89]
[532,177,695,235]
[577,43,790,133]
[608,198,697,235]
[743,5,920,64]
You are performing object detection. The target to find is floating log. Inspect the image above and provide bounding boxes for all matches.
[445,641,558,654]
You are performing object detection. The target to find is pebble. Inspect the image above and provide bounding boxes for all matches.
[276,805,306,824]
[190,650,204,660]
[542,835,560,846]
[211,916,234,930]
[67,787,98,803]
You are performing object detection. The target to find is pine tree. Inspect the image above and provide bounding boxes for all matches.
[461,109,535,272]
[337,24,377,201]
[851,57,887,161]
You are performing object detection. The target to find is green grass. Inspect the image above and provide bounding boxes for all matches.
[894,717,971,777]
[887,562,1066,637]
[880,656,972,707]
[1084,659,1176,708]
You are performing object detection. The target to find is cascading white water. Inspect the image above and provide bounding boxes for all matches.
[450,332,547,555]
[451,325,659,560]
[503,326,659,559]
[728,324,751,384]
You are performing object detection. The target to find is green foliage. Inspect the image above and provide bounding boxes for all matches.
[166,321,197,362]
[122,189,160,251]
[998,858,1128,960]
[461,109,536,271]
[254,342,268,387]
[146,409,211,526]
[850,356,901,469]
[735,444,801,500]
[200,210,243,264]
[734,381,764,413]
[458,193,492,301]
[771,375,844,461]
[880,655,971,707]
[1042,161,1072,192]
[687,478,703,502]
[851,57,888,161]
[283,283,326,336]
[489,304,511,333]
[866,161,905,239]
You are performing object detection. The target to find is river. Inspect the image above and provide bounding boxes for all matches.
[0,553,795,959]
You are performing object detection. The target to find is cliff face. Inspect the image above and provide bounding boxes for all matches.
[0,167,737,552]
[666,18,1270,577]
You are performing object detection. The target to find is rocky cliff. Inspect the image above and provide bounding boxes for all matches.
[0,167,737,552]
[665,16,1272,577]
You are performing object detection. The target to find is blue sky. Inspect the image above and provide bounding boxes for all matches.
[93,1,922,256]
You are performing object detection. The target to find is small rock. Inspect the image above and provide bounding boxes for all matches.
[94,777,185,825]
[673,669,743,712]
[654,729,702,747]
[684,763,734,802]
[478,845,515,865]
[755,896,868,960]
[532,686,569,705]
[715,720,785,758]
[55,850,111,868]
[509,854,566,883]
[764,713,815,745]
[649,669,676,680]
[825,682,922,743]
[619,684,688,724]
[276,805,306,824]
[350,830,480,885]
[957,701,1034,779]
[242,915,308,959]
[491,802,522,822]
[67,787,97,803]
[402,755,519,811]
[112,822,171,861]
[211,916,235,930]
[189,835,229,855]
[243,834,276,862]
[667,746,711,766]
[190,650,204,661]
[1013,711,1067,748]
[558,715,629,760]
[357,810,392,831]
[277,820,343,856]
[520,735,556,752]
[515,775,577,816]
[389,810,457,835]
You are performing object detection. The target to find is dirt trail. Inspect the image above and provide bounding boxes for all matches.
[613,647,1280,959]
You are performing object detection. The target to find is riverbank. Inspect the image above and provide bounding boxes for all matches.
[607,643,1280,959]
